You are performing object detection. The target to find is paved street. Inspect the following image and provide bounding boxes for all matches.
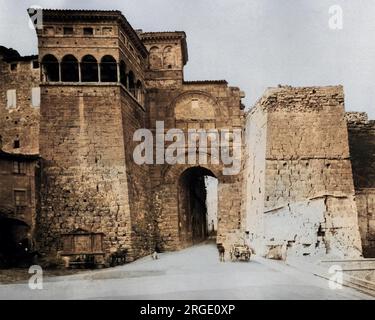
[0,243,372,300]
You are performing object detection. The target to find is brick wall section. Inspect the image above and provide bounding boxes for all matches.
[244,86,362,259]
[347,112,375,257]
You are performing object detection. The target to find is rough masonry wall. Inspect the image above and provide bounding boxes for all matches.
[242,104,267,253]
[347,112,375,257]
[0,59,40,154]
[244,86,362,259]
[120,90,155,258]
[38,85,135,260]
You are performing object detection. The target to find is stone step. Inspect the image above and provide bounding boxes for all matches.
[286,257,375,297]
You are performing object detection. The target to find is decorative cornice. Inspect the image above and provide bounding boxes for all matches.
[183,80,228,85]
[29,9,149,58]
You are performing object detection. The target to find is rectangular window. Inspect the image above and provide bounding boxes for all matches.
[83,27,93,35]
[10,63,17,71]
[63,27,74,35]
[31,87,41,107]
[6,89,16,108]
[191,98,199,109]
[14,190,27,207]
[13,161,26,174]
[32,60,39,69]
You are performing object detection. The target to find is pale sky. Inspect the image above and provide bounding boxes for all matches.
[1,0,374,118]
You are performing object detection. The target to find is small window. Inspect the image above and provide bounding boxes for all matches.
[31,87,41,107]
[14,190,27,207]
[7,89,16,108]
[10,63,17,71]
[13,140,20,149]
[83,27,93,35]
[13,161,26,174]
[191,98,199,109]
[32,60,39,69]
[63,27,74,35]
[102,27,112,35]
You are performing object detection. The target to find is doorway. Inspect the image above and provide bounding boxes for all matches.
[178,167,218,246]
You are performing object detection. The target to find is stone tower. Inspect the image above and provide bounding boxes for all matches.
[140,31,246,251]
[33,9,153,260]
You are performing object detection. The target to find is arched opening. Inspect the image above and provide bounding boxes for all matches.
[0,212,31,268]
[81,55,98,82]
[178,167,218,246]
[41,54,59,82]
[149,46,162,69]
[100,55,117,82]
[61,54,79,82]
[136,80,143,103]
[163,46,174,69]
[120,60,127,87]
[128,71,135,96]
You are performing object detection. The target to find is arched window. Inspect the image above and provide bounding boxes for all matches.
[120,60,127,87]
[61,54,79,82]
[163,46,174,69]
[81,55,98,82]
[136,80,143,103]
[41,54,59,82]
[149,46,162,69]
[100,55,117,82]
[128,71,135,96]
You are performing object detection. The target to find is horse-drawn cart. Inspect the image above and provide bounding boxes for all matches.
[230,244,251,262]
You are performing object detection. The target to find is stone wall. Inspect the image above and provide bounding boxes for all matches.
[120,90,155,258]
[347,112,375,257]
[0,55,40,154]
[242,103,268,253]
[37,85,135,259]
[244,86,362,259]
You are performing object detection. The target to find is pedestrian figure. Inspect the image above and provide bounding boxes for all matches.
[152,244,160,260]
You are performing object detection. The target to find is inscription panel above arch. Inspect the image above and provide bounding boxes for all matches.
[174,91,218,121]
